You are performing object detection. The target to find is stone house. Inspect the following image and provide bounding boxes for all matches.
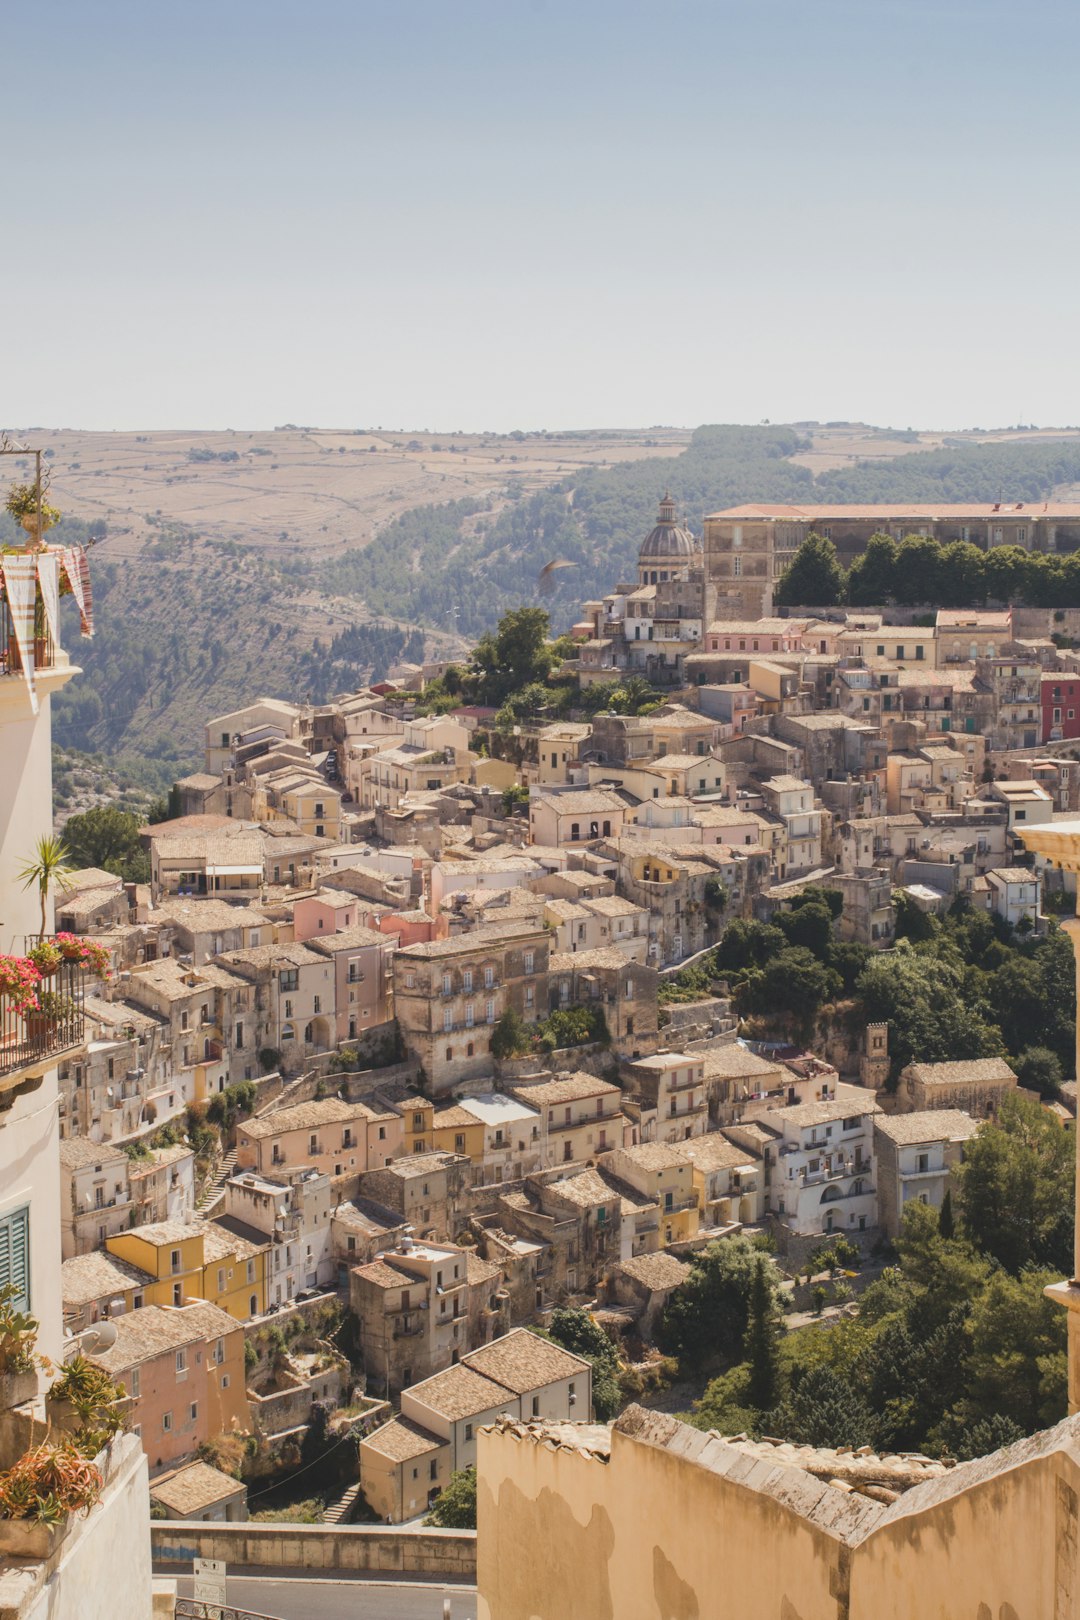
[621,1053,708,1145]
[679,1132,764,1226]
[358,1150,473,1242]
[546,949,659,1057]
[598,1143,699,1247]
[896,1057,1018,1119]
[507,1073,626,1167]
[393,922,550,1095]
[349,1240,472,1396]
[58,1137,133,1259]
[872,1109,980,1237]
[92,1299,249,1477]
[235,1096,401,1180]
[360,1328,591,1522]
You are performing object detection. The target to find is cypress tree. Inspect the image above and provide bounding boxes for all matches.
[745,1256,781,1413]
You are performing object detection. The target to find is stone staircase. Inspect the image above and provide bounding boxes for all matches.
[197,1146,237,1215]
[322,1478,363,1524]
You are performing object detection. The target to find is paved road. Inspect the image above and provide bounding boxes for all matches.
[173,1572,478,1619]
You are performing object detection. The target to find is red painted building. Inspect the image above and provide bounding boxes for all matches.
[1041,674,1080,743]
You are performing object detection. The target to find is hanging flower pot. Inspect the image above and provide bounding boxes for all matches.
[26,941,62,978]
[0,955,40,1017]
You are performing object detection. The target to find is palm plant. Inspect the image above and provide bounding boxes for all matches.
[18,836,75,939]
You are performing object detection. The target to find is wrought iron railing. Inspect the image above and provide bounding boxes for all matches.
[176,1601,285,1620]
[0,956,85,1081]
[0,593,57,677]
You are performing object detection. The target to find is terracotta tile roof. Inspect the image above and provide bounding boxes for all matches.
[616,1251,693,1291]
[150,1461,244,1515]
[240,1098,357,1138]
[508,1072,621,1109]
[874,1109,981,1145]
[61,1251,155,1307]
[93,1302,238,1372]
[904,1058,1017,1087]
[361,1415,444,1462]
[406,1363,513,1422]
[464,1328,590,1394]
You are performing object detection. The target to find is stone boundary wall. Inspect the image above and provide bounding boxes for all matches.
[151,1522,476,1581]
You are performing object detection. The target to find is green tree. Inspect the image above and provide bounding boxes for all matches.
[659,1237,784,1374]
[1013,1045,1064,1098]
[748,947,841,1036]
[768,1365,875,1449]
[938,1189,955,1241]
[543,1308,621,1420]
[774,533,846,607]
[467,607,557,707]
[774,900,834,956]
[855,942,1004,1082]
[426,1466,476,1528]
[489,1008,530,1059]
[891,534,943,605]
[62,805,151,883]
[956,1095,1074,1275]
[744,1257,781,1412]
[845,532,897,606]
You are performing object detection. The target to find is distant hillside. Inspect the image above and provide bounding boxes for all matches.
[321,426,1080,635]
[18,423,1080,778]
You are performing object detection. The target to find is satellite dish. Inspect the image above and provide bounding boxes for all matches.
[87,1320,118,1353]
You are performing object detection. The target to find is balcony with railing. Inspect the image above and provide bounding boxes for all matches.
[0,956,86,1096]
[0,592,58,678]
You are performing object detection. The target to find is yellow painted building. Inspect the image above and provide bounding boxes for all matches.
[431,1104,487,1164]
[107,1219,268,1321]
[400,1096,435,1156]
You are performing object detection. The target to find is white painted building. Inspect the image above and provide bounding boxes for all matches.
[760,1095,881,1237]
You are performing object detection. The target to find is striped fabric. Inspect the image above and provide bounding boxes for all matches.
[60,546,94,637]
[74,546,94,636]
[1,554,39,713]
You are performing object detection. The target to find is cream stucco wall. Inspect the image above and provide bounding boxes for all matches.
[478,1409,1080,1620]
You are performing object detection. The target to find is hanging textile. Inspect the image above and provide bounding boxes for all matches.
[36,551,61,652]
[1,555,39,714]
[60,547,91,637]
[73,546,94,637]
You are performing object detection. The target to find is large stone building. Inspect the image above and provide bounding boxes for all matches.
[704,501,1080,618]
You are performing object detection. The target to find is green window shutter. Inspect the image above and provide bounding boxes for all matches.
[0,1207,30,1311]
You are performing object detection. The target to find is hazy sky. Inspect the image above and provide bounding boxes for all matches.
[5,0,1079,432]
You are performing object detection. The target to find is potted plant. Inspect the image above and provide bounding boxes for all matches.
[0,1441,103,1558]
[0,1287,42,1410]
[53,934,112,981]
[45,1356,127,1455]
[25,990,76,1040]
[26,940,61,978]
[0,955,40,1017]
[4,483,62,547]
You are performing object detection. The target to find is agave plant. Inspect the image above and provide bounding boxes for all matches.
[0,1442,103,1522]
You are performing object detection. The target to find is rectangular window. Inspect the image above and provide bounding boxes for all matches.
[190,1402,198,1422]
[162,1412,172,1432]
[176,1349,187,1372]
[465,1423,474,1442]
[484,966,494,988]
[463,969,473,993]
[524,952,534,975]
[444,1007,453,1032]
[733,556,742,577]
[486,999,495,1024]
[0,1207,30,1310]
[129,1368,140,1398]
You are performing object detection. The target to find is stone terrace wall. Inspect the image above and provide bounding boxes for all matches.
[151,1521,476,1581]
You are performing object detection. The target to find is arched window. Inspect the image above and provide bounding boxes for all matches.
[851,1178,864,1197]
[820,1185,841,1203]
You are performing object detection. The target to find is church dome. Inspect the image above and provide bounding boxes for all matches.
[638,493,699,560]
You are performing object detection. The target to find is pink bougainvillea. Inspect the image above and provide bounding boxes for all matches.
[0,956,41,1016]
